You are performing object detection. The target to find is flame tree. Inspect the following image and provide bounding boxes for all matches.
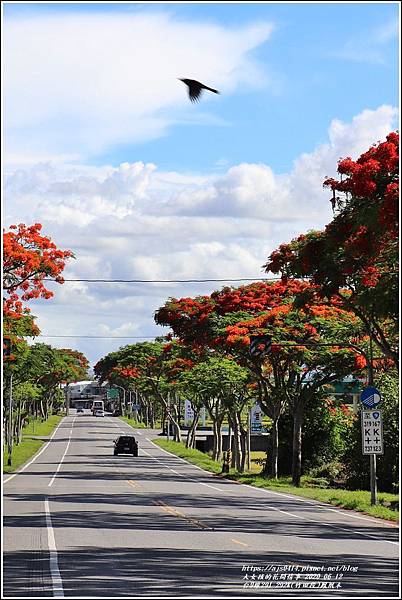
[265,132,399,366]
[155,280,367,484]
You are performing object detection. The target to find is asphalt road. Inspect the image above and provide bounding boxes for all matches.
[3,411,399,598]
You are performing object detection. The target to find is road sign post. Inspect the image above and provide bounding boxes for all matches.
[360,387,382,506]
[361,410,384,455]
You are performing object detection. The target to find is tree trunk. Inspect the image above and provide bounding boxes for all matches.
[170,402,182,443]
[16,402,24,445]
[150,403,155,428]
[262,415,279,478]
[292,404,304,487]
[212,418,223,461]
[145,400,150,427]
[40,399,48,420]
[230,413,242,471]
[239,416,248,473]
[186,410,200,449]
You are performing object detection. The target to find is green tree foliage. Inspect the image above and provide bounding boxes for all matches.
[179,356,251,465]
[156,281,367,484]
[94,340,196,441]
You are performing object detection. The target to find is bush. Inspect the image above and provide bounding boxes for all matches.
[277,394,353,476]
[308,461,347,486]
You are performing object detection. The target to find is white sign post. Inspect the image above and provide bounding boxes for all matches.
[360,387,383,506]
[250,403,263,433]
[184,400,194,426]
[361,410,384,455]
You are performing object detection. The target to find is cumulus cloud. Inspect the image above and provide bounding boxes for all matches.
[4,105,398,364]
[4,11,274,164]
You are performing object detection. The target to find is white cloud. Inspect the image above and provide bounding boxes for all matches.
[4,12,274,164]
[4,105,398,365]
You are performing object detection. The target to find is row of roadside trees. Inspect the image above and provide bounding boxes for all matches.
[3,223,89,461]
[94,132,399,490]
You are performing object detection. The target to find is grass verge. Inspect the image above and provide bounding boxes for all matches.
[3,414,64,474]
[154,439,399,523]
[119,416,148,429]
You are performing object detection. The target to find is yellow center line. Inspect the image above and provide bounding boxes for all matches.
[126,480,142,489]
[152,499,212,530]
[231,538,249,547]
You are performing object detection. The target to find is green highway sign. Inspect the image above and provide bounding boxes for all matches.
[327,378,364,395]
[107,389,119,399]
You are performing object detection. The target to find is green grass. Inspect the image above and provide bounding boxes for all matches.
[119,416,148,429]
[154,439,399,523]
[3,414,64,474]
[154,439,223,474]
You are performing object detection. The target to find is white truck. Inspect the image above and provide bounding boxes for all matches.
[91,399,104,416]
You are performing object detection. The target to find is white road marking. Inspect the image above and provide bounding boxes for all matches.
[48,416,77,487]
[145,437,398,530]
[143,437,398,546]
[239,481,400,529]
[140,448,182,475]
[140,441,395,544]
[3,418,67,484]
[44,498,64,597]
[198,481,226,492]
[119,425,399,546]
[145,438,206,471]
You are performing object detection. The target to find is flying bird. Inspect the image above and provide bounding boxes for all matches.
[179,78,220,103]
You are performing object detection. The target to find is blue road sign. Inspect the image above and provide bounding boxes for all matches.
[360,386,381,408]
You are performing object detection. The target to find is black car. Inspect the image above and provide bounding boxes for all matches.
[114,435,138,457]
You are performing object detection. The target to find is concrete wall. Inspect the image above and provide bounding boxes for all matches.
[194,433,268,453]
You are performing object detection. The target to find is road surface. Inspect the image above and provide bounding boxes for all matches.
[3,411,399,597]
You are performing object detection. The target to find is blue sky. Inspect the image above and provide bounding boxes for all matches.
[4,2,399,365]
[4,2,399,172]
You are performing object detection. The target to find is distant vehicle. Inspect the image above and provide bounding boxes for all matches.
[114,435,138,456]
[76,407,84,413]
[112,409,122,417]
[94,409,104,417]
[91,399,104,414]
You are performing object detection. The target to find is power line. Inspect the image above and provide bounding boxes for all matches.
[43,277,284,284]
[37,335,160,339]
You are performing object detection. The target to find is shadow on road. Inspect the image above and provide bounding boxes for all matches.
[3,489,399,545]
[3,546,399,597]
